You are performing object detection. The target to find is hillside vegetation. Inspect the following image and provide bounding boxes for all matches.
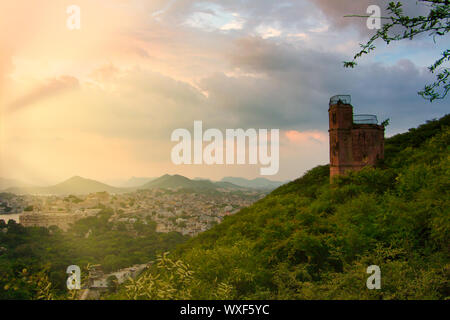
[0,209,187,299]
[115,115,450,300]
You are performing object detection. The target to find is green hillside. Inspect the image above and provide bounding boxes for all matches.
[221,177,286,190]
[116,115,450,300]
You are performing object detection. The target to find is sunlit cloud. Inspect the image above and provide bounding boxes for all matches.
[255,25,282,39]
[7,76,79,113]
[285,130,328,144]
[221,13,245,31]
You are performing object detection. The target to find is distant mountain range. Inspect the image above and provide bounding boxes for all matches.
[0,178,33,190]
[139,174,244,191]
[2,174,269,195]
[5,176,129,195]
[220,177,287,189]
[120,177,156,188]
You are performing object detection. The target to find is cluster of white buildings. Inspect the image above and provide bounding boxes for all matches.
[0,188,265,235]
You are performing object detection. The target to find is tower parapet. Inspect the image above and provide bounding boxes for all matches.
[328,95,384,180]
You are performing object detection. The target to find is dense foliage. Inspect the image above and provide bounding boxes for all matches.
[116,115,449,300]
[0,209,187,299]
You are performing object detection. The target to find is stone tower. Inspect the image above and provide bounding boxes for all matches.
[328,95,385,180]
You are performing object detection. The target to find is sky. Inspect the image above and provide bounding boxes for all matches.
[0,0,448,185]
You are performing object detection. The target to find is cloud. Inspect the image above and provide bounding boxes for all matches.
[1,0,448,182]
[90,64,120,82]
[310,0,431,32]
[228,37,299,72]
[7,76,79,112]
[0,47,14,97]
[202,35,449,133]
[285,130,327,144]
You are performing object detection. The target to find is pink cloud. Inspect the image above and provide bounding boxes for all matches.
[285,130,327,144]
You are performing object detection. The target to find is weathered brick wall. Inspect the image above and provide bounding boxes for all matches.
[351,124,385,170]
[329,103,384,180]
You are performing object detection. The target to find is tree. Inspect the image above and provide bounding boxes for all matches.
[344,1,450,101]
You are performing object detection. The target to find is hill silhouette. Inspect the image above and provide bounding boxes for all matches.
[121,176,156,188]
[140,174,243,191]
[4,173,246,195]
[5,176,130,195]
[116,114,450,300]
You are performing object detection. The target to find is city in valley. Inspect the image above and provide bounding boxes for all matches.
[0,183,267,237]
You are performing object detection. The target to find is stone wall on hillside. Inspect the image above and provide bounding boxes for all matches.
[328,95,385,180]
